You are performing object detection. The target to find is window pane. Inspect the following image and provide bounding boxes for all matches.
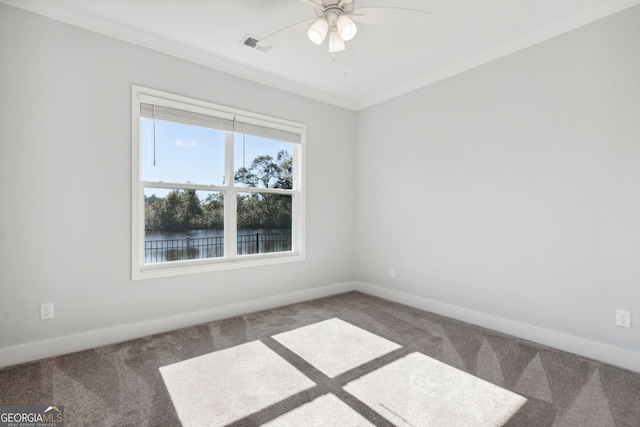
[144,188,224,264]
[237,192,292,255]
[142,118,226,186]
[234,133,293,189]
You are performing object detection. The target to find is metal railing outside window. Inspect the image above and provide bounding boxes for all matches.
[144,233,291,264]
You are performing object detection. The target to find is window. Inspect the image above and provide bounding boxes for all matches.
[131,86,305,279]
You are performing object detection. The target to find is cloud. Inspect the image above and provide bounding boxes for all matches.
[176,140,197,148]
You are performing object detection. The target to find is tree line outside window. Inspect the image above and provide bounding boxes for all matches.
[144,150,293,233]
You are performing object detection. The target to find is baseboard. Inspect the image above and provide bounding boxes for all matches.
[0,281,357,368]
[5,281,638,372]
[354,281,640,372]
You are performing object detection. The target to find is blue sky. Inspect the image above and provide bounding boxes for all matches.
[141,118,292,198]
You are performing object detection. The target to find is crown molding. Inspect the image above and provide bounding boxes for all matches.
[355,0,640,110]
[2,0,639,111]
[0,0,358,110]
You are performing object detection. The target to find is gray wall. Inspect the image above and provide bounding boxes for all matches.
[355,6,640,353]
[2,2,639,367]
[0,4,356,351]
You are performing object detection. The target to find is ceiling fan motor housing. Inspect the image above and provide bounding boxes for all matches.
[314,0,356,20]
[324,7,342,26]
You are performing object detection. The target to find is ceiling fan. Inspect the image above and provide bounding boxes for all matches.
[256,0,433,53]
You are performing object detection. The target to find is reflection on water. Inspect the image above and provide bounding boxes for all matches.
[144,228,291,264]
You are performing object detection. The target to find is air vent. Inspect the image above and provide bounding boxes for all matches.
[240,34,271,53]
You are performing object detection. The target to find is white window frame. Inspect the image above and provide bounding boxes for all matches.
[131,85,306,280]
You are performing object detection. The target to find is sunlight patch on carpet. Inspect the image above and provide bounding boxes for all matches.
[262,393,375,426]
[343,352,527,427]
[160,341,315,426]
[272,318,401,377]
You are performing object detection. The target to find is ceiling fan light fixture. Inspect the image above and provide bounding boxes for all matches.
[336,14,357,41]
[308,18,329,45]
[329,29,345,53]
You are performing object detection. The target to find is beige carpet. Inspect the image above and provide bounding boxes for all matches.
[262,393,374,426]
[160,317,525,426]
[2,292,639,426]
[345,352,526,426]
[160,341,315,426]
[273,318,401,378]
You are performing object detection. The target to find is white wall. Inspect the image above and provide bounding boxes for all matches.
[356,6,640,356]
[0,4,356,359]
[2,2,639,370]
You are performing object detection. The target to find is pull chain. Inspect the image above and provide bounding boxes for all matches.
[153,104,157,167]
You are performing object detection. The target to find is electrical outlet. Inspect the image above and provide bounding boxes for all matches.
[41,303,54,320]
[388,267,395,278]
[616,309,631,328]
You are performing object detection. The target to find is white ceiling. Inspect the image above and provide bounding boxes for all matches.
[3,0,639,110]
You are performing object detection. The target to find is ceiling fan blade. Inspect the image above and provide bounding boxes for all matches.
[298,0,324,10]
[350,7,434,25]
[354,7,434,16]
[256,18,316,47]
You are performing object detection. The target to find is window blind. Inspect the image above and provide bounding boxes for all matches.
[233,121,302,144]
[140,103,234,132]
[140,102,302,144]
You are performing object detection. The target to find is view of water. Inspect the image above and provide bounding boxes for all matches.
[144,228,291,263]
[146,228,290,240]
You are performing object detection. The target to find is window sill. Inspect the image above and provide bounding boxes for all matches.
[132,252,305,280]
